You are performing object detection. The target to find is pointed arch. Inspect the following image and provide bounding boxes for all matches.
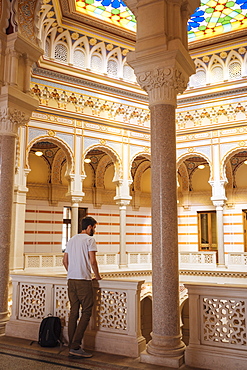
[189,59,207,87]
[226,50,242,80]
[208,55,224,83]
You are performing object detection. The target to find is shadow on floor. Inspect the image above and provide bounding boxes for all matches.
[0,336,202,370]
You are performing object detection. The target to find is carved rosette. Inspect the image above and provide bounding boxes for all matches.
[136,67,188,107]
[0,108,29,136]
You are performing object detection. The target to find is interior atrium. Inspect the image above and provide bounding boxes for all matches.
[1,0,247,368]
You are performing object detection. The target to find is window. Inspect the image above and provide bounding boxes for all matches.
[62,207,71,251]
[62,206,88,251]
[198,211,217,251]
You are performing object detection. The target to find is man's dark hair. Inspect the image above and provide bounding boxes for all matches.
[81,216,97,230]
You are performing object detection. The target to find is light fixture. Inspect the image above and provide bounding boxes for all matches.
[198,164,205,169]
[84,158,91,163]
[35,151,43,157]
[244,160,247,165]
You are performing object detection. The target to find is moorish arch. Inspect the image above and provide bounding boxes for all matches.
[51,148,67,184]
[26,135,74,178]
[130,152,151,180]
[221,146,247,182]
[177,162,189,192]
[95,154,114,188]
[222,147,247,189]
[83,144,123,183]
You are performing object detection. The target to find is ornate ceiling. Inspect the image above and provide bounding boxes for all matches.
[73,0,247,41]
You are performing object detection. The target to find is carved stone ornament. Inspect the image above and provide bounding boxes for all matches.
[136,67,188,106]
[0,108,29,135]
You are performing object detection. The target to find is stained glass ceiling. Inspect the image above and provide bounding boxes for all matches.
[75,0,247,41]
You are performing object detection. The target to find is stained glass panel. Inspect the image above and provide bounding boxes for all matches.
[75,0,247,40]
[75,0,136,32]
[188,0,247,41]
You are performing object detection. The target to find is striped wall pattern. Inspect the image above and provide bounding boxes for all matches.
[24,201,63,253]
[178,213,198,251]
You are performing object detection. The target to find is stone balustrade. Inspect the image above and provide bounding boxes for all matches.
[179,251,217,269]
[6,274,146,357]
[228,252,247,270]
[185,282,247,369]
[23,251,247,273]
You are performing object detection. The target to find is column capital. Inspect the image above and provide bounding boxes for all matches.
[0,107,30,136]
[135,65,188,106]
[114,197,131,207]
[126,0,199,106]
[212,199,225,209]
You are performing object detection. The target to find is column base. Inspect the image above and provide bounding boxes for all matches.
[140,349,184,368]
[0,311,9,336]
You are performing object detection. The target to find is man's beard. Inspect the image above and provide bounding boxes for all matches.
[90,229,94,236]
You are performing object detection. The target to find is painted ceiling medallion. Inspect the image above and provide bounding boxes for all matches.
[75,0,247,40]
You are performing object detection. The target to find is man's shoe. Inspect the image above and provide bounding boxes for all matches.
[69,348,93,358]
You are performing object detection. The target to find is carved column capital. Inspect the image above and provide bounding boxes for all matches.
[0,107,29,136]
[136,66,188,106]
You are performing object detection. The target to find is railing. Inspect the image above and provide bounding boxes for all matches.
[185,283,247,369]
[127,252,152,269]
[23,251,247,273]
[24,253,65,272]
[179,251,217,269]
[7,274,146,357]
[228,252,247,270]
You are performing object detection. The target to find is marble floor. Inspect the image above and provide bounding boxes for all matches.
[0,336,202,370]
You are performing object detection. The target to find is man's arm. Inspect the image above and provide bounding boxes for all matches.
[63,252,68,271]
[89,251,101,280]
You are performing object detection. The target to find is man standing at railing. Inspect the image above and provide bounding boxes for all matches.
[63,216,102,358]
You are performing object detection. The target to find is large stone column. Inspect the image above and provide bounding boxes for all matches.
[0,1,43,333]
[126,0,199,367]
[0,109,33,335]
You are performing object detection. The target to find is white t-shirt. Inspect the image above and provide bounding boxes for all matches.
[65,233,97,280]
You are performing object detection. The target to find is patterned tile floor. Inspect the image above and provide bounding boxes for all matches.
[0,336,202,370]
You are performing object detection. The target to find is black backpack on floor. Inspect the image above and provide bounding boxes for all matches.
[38,315,62,347]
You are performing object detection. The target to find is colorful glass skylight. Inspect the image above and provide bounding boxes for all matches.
[75,0,247,40]
[188,0,247,41]
[75,0,136,32]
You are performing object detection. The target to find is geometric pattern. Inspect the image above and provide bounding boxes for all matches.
[75,0,136,32]
[188,0,247,41]
[202,296,247,347]
[95,288,127,332]
[75,0,247,40]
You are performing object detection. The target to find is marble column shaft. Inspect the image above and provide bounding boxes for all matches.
[147,103,184,353]
[71,203,79,236]
[0,134,16,335]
